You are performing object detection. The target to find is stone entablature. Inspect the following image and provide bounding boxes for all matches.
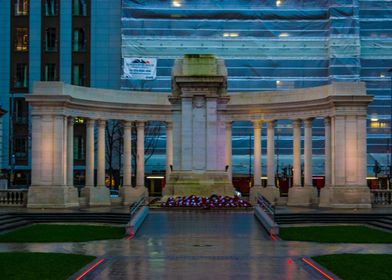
[25,56,373,209]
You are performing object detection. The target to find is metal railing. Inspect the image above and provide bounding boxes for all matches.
[0,189,28,206]
[372,189,392,206]
[129,196,146,219]
[257,194,275,221]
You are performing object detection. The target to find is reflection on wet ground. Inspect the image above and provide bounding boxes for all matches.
[2,210,392,279]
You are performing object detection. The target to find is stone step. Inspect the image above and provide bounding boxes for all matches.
[368,221,392,231]
[0,220,31,232]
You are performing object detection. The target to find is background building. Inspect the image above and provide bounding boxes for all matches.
[0,0,391,188]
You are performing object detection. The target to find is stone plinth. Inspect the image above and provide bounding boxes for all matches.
[27,186,79,208]
[250,186,280,205]
[319,186,371,208]
[287,187,317,206]
[120,186,148,206]
[164,171,235,197]
[80,186,111,207]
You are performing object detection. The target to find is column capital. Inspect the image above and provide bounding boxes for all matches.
[123,121,133,129]
[165,121,173,129]
[67,116,74,125]
[304,118,314,128]
[86,119,95,127]
[292,119,301,128]
[225,121,232,129]
[324,116,331,126]
[252,120,262,129]
[266,120,276,129]
[97,119,106,128]
[136,121,145,128]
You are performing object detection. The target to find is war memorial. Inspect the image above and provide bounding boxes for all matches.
[26,54,373,209]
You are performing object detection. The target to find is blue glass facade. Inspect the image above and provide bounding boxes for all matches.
[121,0,392,176]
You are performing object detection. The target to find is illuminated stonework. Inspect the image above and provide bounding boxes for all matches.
[26,56,373,208]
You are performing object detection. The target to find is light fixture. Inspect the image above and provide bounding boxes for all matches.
[276,80,281,85]
[276,0,282,7]
[380,73,385,78]
[172,0,182,7]
[371,117,379,122]
[279,33,289,37]
[223,33,239,37]
[147,176,165,179]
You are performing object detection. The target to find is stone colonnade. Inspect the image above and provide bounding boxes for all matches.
[225,113,370,208]
[28,114,173,207]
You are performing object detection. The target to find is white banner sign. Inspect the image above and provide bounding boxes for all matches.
[123,57,157,80]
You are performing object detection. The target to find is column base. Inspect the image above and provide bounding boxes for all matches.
[319,186,371,208]
[120,186,148,206]
[287,186,317,207]
[27,186,79,208]
[80,186,111,207]
[249,186,280,205]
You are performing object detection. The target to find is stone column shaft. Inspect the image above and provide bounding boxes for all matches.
[67,117,74,186]
[324,117,332,186]
[85,119,95,187]
[293,120,302,187]
[304,118,313,186]
[123,121,132,187]
[166,122,173,176]
[97,120,106,187]
[253,120,262,187]
[267,121,276,187]
[225,121,232,181]
[136,121,145,187]
[31,115,41,186]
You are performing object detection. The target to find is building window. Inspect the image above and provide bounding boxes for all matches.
[73,28,86,52]
[44,64,57,81]
[74,136,85,160]
[14,99,28,124]
[73,0,87,16]
[14,137,27,159]
[14,64,28,88]
[15,28,28,51]
[45,28,57,52]
[72,64,85,86]
[45,0,58,16]
[14,0,29,16]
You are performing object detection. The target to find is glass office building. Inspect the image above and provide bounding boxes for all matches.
[122,0,392,176]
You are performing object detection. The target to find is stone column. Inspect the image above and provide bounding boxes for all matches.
[120,121,143,205]
[266,120,276,187]
[123,121,132,187]
[304,118,313,186]
[31,115,42,186]
[67,117,74,186]
[97,120,106,187]
[81,119,110,207]
[287,118,316,206]
[136,121,145,187]
[85,119,95,187]
[253,120,262,187]
[324,117,332,186]
[292,119,302,187]
[166,122,173,177]
[225,121,232,181]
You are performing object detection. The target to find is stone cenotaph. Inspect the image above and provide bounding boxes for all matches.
[163,54,235,197]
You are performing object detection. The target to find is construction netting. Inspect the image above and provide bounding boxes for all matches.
[121,0,392,175]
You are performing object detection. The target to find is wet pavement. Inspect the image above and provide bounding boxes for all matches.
[2,210,392,279]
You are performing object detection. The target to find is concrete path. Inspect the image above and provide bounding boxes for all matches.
[1,210,392,279]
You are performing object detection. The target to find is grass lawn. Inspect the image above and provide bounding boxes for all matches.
[279,225,392,243]
[0,252,95,280]
[313,254,392,280]
[0,224,125,242]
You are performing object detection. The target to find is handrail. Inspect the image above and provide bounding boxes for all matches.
[129,196,146,219]
[257,194,275,222]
